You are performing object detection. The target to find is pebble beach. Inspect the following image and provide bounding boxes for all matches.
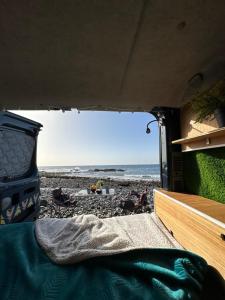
[39,172,161,219]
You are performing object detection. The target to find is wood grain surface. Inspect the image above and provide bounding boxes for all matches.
[154,189,225,278]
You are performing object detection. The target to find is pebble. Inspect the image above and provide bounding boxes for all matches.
[38,175,160,219]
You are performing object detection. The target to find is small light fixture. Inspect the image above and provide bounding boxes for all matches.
[146,120,158,134]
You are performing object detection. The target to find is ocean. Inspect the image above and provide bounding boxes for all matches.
[39,164,160,181]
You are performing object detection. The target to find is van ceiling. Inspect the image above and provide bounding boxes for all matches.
[1,1,225,111]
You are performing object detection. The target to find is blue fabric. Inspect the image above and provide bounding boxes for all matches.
[0,222,208,300]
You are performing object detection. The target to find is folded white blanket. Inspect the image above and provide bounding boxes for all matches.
[35,213,182,264]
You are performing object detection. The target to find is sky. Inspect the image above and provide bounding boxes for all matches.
[12,110,159,166]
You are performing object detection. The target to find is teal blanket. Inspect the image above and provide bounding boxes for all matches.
[0,222,208,300]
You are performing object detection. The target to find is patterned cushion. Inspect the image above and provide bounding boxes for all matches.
[0,128,34,179]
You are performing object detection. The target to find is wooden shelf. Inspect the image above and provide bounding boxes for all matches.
[172,127,225,144]
[172,127,225,152]
[154,189,225,278]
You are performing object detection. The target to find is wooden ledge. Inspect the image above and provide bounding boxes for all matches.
[171,127,225,152]
[154,189,225,278]
[172,127,225,145]
[155,189,225,225]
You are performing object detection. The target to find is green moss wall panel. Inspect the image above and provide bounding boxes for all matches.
[184,147,225,204]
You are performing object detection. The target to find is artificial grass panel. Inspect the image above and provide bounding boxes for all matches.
[184,147,225,204]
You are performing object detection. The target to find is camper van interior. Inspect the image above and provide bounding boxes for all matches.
[0,1,225,299]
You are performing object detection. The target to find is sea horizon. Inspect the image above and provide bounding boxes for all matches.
[39,164,160,181]
[38,163,160,167]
